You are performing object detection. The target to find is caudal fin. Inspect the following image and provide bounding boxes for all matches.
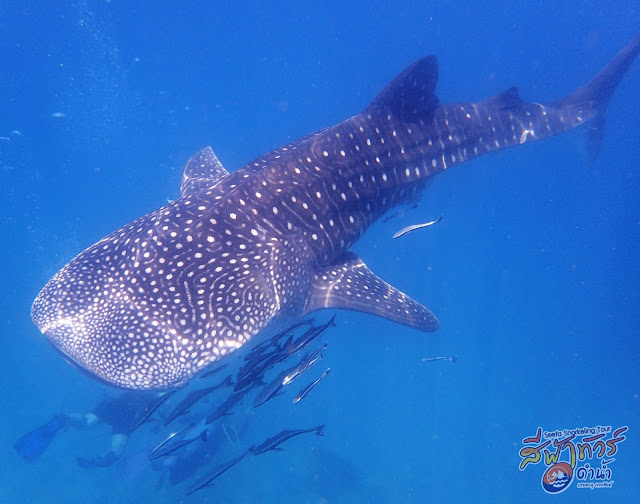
[559,32,640,157]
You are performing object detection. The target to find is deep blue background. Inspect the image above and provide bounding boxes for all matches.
[1,1,638,502]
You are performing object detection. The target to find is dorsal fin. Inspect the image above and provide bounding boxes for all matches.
[180,147,230,198]
[365,55,439,123]
[485,86,523,110]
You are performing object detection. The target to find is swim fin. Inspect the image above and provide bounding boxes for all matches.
[13,414,68,461]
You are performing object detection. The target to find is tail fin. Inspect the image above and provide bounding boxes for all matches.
[559,32,640,157]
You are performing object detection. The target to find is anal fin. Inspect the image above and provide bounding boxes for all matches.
[303,252,438,332]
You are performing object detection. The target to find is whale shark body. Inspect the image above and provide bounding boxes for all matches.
[32,34,640,389]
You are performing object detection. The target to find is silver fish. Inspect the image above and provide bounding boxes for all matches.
[421,356,458,364]
[392,216,442,239]
[186,447,253,495]
[282,344,326,386]
[293,368,331,404]
[253,425,325,455]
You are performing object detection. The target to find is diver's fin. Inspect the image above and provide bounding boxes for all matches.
[303,252,439,331]
[180,147,230,197]
[13,414,68,461]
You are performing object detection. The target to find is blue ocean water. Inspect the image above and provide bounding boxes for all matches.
[1,1,638,502]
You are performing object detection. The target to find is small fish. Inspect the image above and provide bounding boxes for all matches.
[244,340,273,361]
[50,112,66,118]
[392,216,443,239]
[253,369,289,408]
[205,388,249,425]
[235,349,287,391]
[164,375,232,426]
[129,390,176,433]
[0,136,10,142]
[282,344,326,386]
[382,203,418,223]
[149,426,190,459]
[285,316,336,356]
[278,334,294,352]
[235,363,268,392]
[239,337,294,378]
[244,319,316,364]
[253,425,325,455]
[198,362,229,379]
[421,355,458,364]
[293,368,331,405]
[186,447,254,495]
[233,369,267,393]
[238,348,278,381]
[149,429,207,460]
[270,318,316,346]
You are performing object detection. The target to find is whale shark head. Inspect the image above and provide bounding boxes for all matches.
[31,202,313,390]
[31,149,314,389]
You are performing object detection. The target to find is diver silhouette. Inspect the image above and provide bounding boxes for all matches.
[14,391,157,468]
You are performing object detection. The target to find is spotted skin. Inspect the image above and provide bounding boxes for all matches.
[32,34,640,390]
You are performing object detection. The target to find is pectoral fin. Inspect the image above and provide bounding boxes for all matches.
[303,252,438,331]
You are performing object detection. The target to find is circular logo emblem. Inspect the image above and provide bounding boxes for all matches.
[541,462,573,494]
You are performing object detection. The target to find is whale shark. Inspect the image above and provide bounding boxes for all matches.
[32,34,640,390]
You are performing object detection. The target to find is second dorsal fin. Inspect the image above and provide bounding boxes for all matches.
[485,86,523,111]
